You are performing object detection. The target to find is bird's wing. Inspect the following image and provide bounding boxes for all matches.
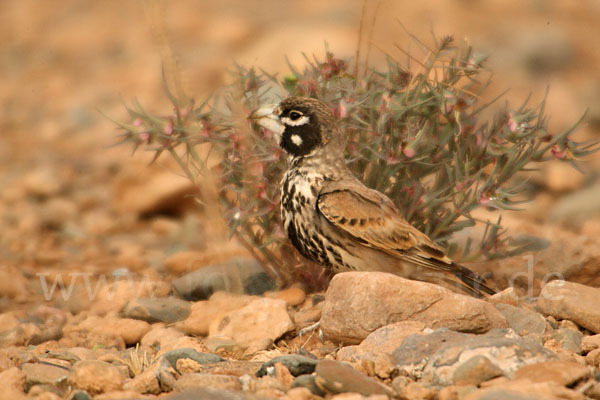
[317,181,495,296]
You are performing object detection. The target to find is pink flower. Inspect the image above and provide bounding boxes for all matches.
[133,118,143,127]
[551,144,567,159]
[163,121,174,135]
[507,118,518,132]
[338,102,347,118]
[386,151,399,165]
[140,132,150,142]
[403,147,415,158]
[479,192,490,205]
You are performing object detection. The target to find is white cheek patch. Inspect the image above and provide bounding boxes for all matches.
[281,115,310,126]
[290,134,303,146]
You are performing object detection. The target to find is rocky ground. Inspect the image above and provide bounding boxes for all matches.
[1,1,600,399]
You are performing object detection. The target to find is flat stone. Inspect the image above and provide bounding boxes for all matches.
[472,377,585,399]
[22,363,69,391]
[536,280,600,333]
[208,297,294,353]
[175,292,257,336]
[174,373,241,391]
[452,355,504,386]
[321,272,507,344]
[513,360,591,386]
[337,321,425,363]
[71,316,151,346]
[123,297,191,324]
[314,359,392,396]
[393,328,558,386]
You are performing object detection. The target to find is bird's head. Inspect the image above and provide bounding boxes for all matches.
[249,97,340,158]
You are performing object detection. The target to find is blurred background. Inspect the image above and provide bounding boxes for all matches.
[1,0,599,311]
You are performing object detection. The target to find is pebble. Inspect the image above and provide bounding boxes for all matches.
[163,245,251,275]
[175,292,257,336]
[21,362,69,392]
[487,286,520,307]
[320,272,507,344]
[452,355,504,386]
[208,297,294,354]
[114,170,196,216]
[551,327,583,354]
[171,258,273,300]
[255,355,317,377]
[582,334,600,353]
[140,326,185,350]
[400,381,437,400]
[0,367,27,399]
[464,383,580,400]
[90,279,171,315]
[314,359,392,396]
[337,321,425,363]
[123,297,191,323]
[495,303,547,337]
[291,374,326,396]
[162,387,250,400]
[68,360,127,394]
[264,287,306,307]
[69,316,151,346]
[123,357,176,395]
[536,280,600,333]
[161,348,223,373]
[585,348,600,367]
[513,360,591,387]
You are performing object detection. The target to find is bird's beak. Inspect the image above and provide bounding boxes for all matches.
[249,104,284,135]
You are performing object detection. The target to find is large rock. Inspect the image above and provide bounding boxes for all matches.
[536,280,600,333]
[320,272,507,344]
[208,297,294,354]
[393,328,558,386]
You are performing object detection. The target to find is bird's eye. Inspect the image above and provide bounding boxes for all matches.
[289,111,303,121]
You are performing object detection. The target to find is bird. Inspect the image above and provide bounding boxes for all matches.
[249,96,496,298]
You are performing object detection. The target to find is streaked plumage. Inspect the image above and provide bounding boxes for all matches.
[250,97,495,297]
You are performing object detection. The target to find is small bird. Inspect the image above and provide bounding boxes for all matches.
[250,97,495,297]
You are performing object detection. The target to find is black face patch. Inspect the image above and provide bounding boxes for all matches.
[279,107,322,157]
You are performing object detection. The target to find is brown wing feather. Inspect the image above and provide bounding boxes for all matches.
[317,182,495,296]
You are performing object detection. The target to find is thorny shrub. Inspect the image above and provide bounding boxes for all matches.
[111,37,597,288]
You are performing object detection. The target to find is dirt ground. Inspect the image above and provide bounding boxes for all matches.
[1,0,599,327]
